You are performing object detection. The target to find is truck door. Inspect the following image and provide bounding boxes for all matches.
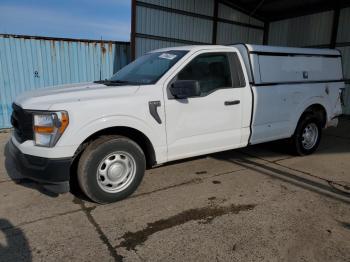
[164,51,251,161]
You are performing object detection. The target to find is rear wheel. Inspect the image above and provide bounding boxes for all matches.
[77,136,146,204]
[291,115,322,156]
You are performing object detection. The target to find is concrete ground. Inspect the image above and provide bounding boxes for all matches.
[0,119,350,262]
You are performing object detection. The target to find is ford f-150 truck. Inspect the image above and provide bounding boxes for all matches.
[9,44,344,203]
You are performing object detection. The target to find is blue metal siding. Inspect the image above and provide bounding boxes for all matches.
[0,35,130,128]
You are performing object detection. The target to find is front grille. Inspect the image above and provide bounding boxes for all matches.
[11,103,33,143]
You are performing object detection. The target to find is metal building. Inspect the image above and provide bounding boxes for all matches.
[131,0,350,114]
[0,34,130,128]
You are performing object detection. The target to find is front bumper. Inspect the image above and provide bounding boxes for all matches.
[8,139,72,193]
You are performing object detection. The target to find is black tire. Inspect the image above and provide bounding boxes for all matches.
[77,135,146,204]
[291,114,322,156]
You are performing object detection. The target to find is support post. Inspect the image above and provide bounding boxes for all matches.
[330,7,340,49]
[130,0,137,60]
[212,0,219,44]
[263,22,269,45]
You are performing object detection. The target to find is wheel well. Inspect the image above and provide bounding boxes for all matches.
[72,126,157,169]
[301,104,327,128]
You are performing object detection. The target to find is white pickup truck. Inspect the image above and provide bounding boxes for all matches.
[9,44,344,203]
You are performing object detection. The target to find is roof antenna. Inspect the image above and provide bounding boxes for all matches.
[248,0,265,43]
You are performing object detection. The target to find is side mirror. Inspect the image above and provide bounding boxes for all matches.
[170,80,201,99]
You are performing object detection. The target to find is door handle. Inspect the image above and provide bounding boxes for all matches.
[224,100,240,106]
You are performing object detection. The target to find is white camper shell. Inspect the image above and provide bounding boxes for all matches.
[234,44,343,144]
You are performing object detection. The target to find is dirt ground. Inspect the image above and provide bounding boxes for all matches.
[0,118,349,262]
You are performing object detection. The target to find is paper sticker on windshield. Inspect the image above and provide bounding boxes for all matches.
[159,53,177,60]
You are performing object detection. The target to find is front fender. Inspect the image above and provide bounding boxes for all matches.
[56,115,165,161]
[76,115,155,144]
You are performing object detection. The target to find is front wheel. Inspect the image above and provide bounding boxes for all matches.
[77,135,146,204]
[291,115,322,156]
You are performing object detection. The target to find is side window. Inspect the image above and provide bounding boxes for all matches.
[229,53,246,87]
[177,53,232,96]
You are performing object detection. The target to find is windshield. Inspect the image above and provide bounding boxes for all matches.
[108,50,188,85]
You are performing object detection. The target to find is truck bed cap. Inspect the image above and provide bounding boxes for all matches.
[241,44,341,57]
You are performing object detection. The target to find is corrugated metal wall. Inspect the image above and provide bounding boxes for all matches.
[218,3,263,27]
[136,5,213,44]
[0,35,130,128]
[216,22,263,45]
[268,11,334,47]
[140,0,215,16]
[268,9,350,114]
[216,3,264,45]
[133,0,264,58]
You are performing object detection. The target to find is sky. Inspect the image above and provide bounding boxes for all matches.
[0,0,131,41]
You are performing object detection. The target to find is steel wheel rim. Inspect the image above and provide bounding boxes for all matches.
[301,123,318,150]
[96,151,136,193]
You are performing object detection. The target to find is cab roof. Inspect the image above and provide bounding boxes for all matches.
[149,45,234,53]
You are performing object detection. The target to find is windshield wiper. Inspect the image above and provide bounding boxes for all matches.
[109,80,130,84]
[93,79,134,86]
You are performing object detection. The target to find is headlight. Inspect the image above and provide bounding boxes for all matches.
[33,111,69,147]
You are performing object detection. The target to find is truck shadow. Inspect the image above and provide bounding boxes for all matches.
[212,148,350,205]
[209,118,350,203]
[3,142,59,198]
[0,219,32,262]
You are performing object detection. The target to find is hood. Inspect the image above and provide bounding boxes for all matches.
[15,82,140,110]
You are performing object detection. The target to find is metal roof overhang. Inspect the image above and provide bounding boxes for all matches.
[131,0,350,58]
[222,0,350,22]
